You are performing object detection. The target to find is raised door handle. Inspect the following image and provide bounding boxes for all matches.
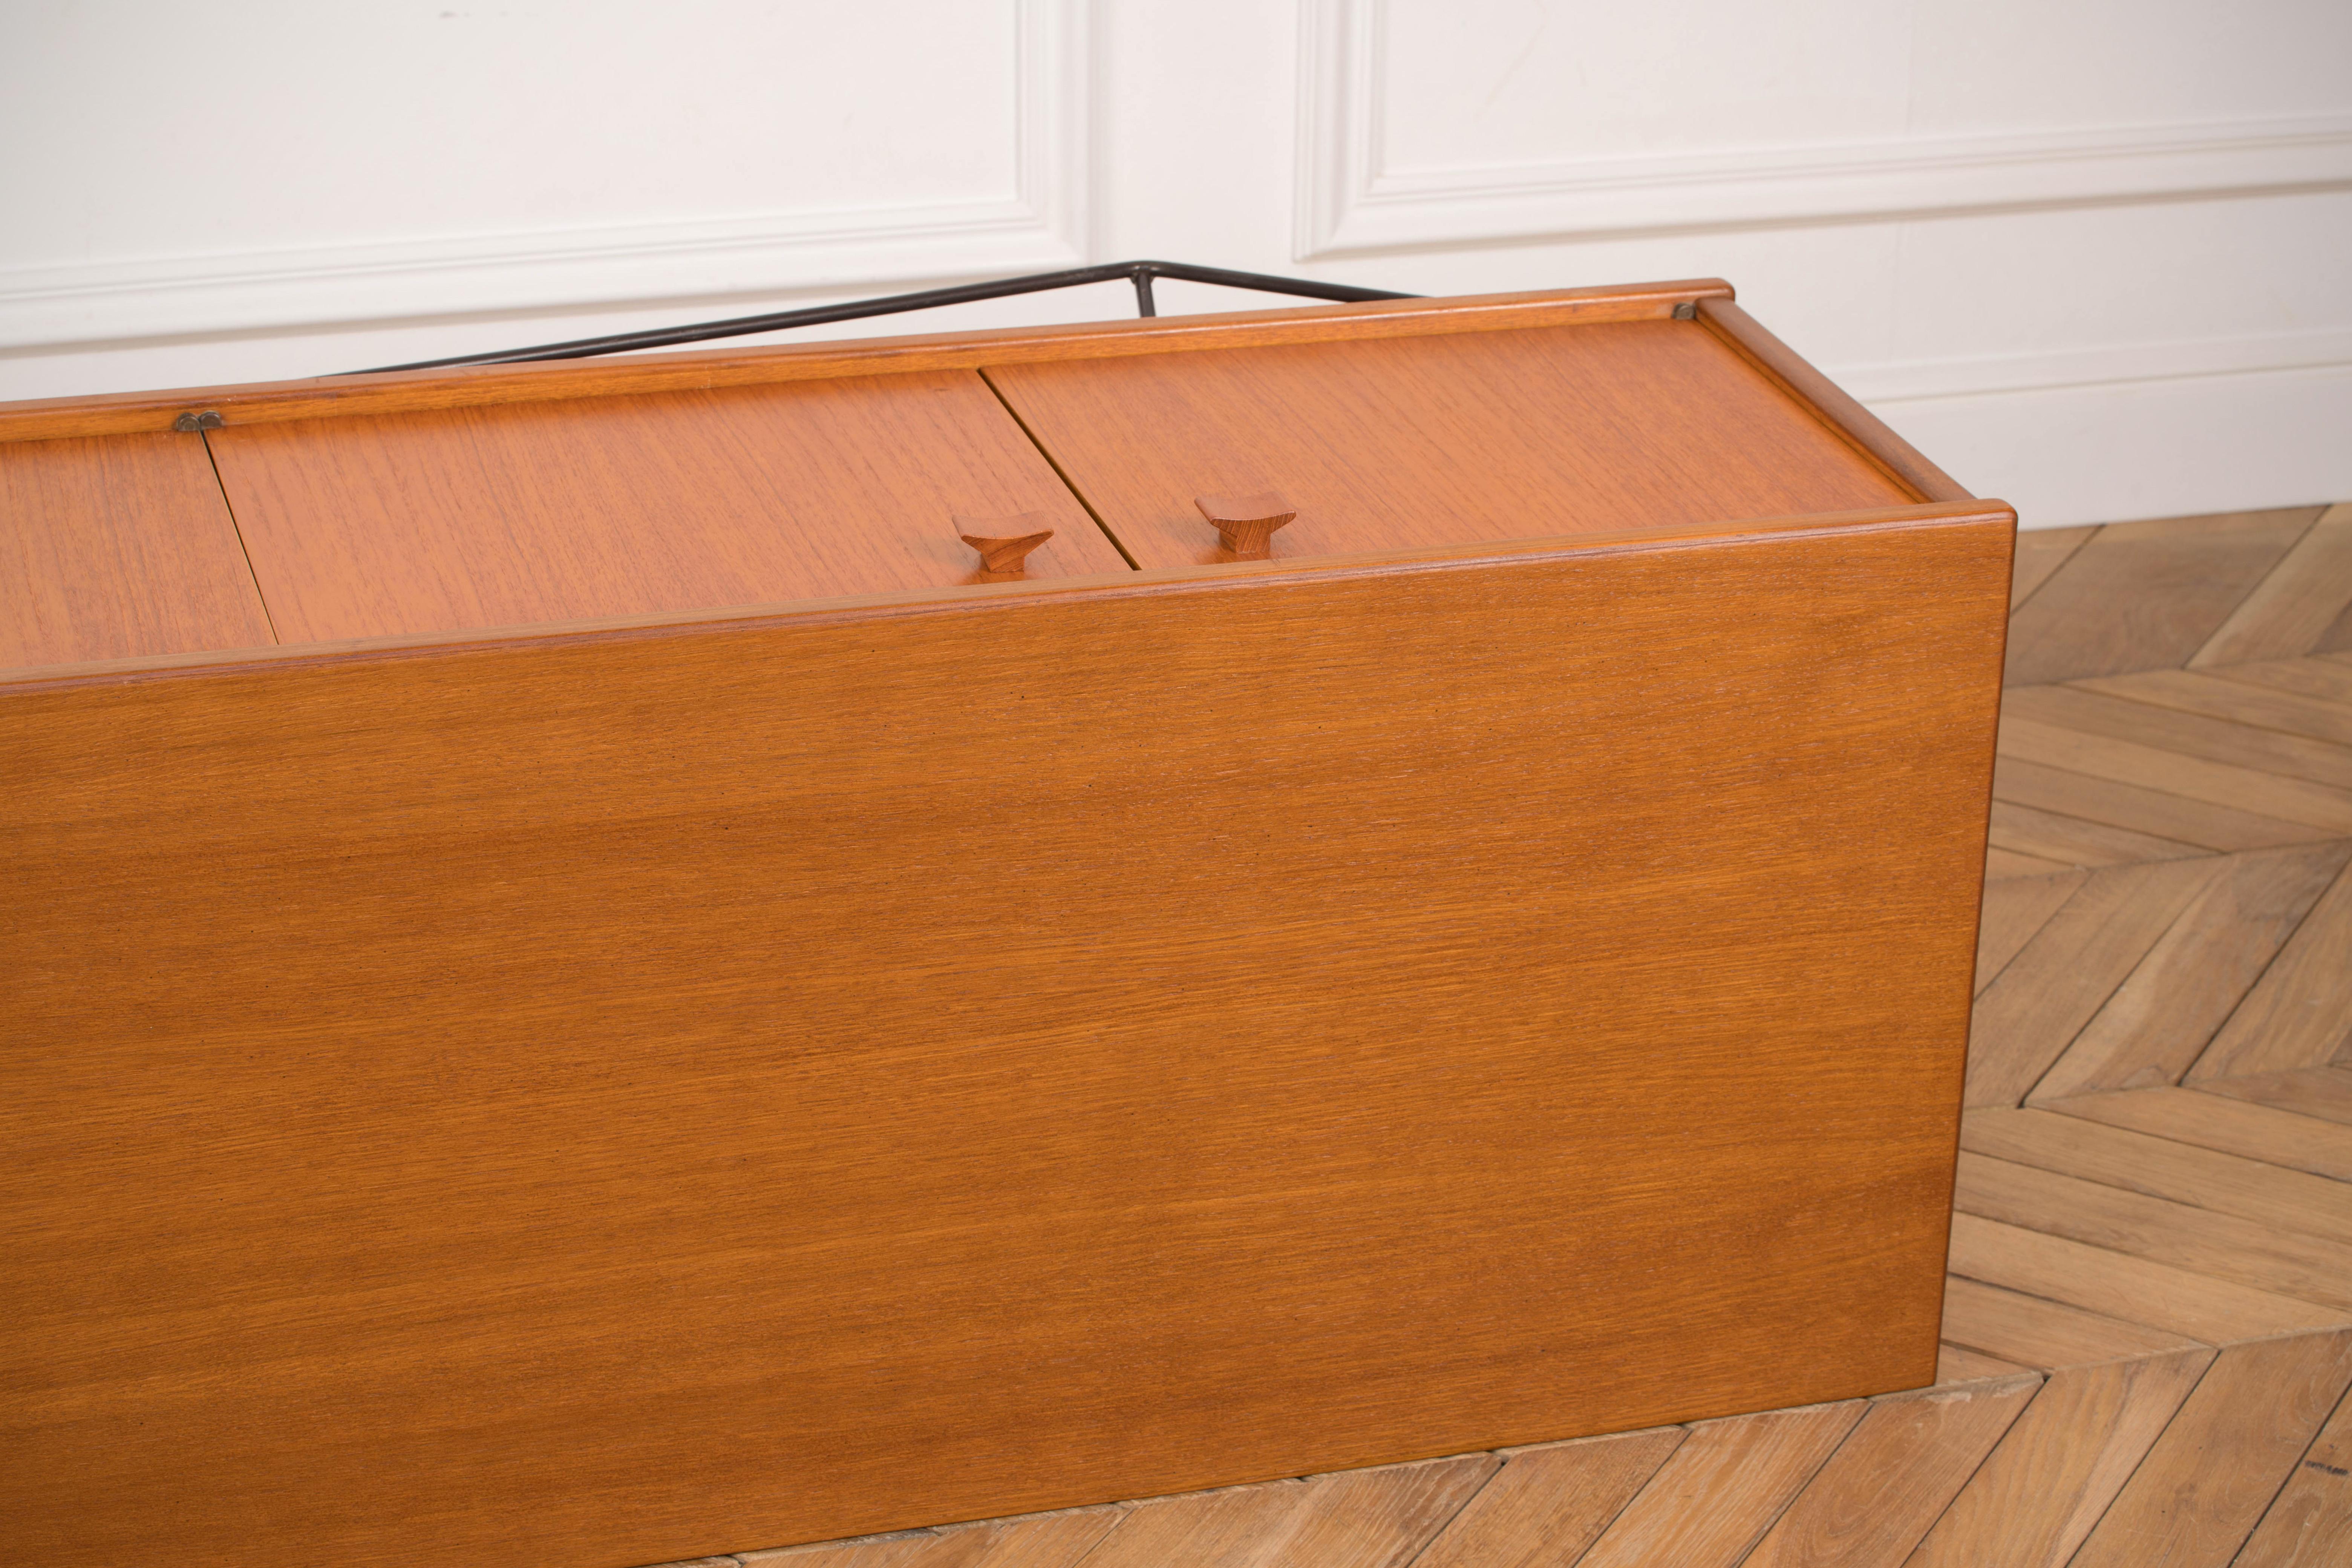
[954,512,1056,576]
[1195,492,1297,560]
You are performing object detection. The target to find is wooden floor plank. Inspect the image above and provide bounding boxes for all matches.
[1944,1214,2346,1343]
[1954,1153,2352,1312]
[741,1527,989,1566]
[1573,1402,1864,1568]
[1940,1273,2208,1370]
[2188,856,2352,1081]
[2048,1087,2352,1183]
[2002,508,2317,686]
[1242,1454,1501,1568]
[2216,657,2352,707]
[2192,504,2352,669]
[1967,858,2226,1107]
[1974,869,2088,996]
[1962,1107,2352,1247]
[1937,1342,2036,1383]
[2070,1329,2352,1568]
[961,1510,1132,1568]
[2009,525,2098,612]
[1986,800,2206,871]
[1070,1455,1498,1568]
[2198,1067,2352,1127]
[1904,1349,2211,1568]
[1988,845,2078,880]
[1997,715,2352,833]
[2234,1367,2352,1567]
[739,1507,1126,1568]
[2032,845,2352,1099]
[1738,1375,2040,1568]
[2005,685,2352,789]
[1410,1429,1681,1568]
[1994,756,2324,852]
[2074,669,2352,748]
[1047,1481,1306,1568]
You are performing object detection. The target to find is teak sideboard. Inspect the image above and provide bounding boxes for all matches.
[0,281,2012,1568]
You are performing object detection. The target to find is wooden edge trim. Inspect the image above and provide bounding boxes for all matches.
[2,498,2014,694]
[0,279,1736,443]
[1695,298,1974,505]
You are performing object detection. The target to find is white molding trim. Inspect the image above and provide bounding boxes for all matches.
[1297,0,2352,259]
[0,0,1089,351]
[1834,327,2352,406]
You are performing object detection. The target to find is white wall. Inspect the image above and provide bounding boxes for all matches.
[5,0,2347,527]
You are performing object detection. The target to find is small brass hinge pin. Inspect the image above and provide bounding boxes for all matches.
[172,410,225,432]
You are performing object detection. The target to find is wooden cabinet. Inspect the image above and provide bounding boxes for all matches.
[0,281,2012,1568]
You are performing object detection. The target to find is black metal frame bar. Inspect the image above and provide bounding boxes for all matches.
[351,260,1418,375]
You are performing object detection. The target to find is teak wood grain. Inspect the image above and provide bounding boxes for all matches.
[0,432,275,670]
[1692,297,1970,506]
[0,508,2009,1568]
[983,320,1917,568]
[0,280,1733,443]
[207,370,1128,643]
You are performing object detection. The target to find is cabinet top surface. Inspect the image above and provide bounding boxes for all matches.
[0,281,1972,678]
[209,369,1126,646]
[989,319,1913,570]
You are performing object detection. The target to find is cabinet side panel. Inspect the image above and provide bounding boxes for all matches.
[0,513,2010,1568]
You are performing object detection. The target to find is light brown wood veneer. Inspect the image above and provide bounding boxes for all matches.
[1,505,2009,1568]
[206,370,1128,643]
[0,432,274,667]
[983,319,1917,568]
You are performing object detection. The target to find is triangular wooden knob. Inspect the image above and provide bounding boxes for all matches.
[1195,492,1297,560]
[954,511,1056,576]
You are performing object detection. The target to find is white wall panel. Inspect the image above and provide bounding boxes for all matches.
[0,0,1086,346]
[1300,0,2352,255]
[2,0,2346,529]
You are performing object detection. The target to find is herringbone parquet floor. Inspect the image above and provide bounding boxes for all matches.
[654,502,2352,1568]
